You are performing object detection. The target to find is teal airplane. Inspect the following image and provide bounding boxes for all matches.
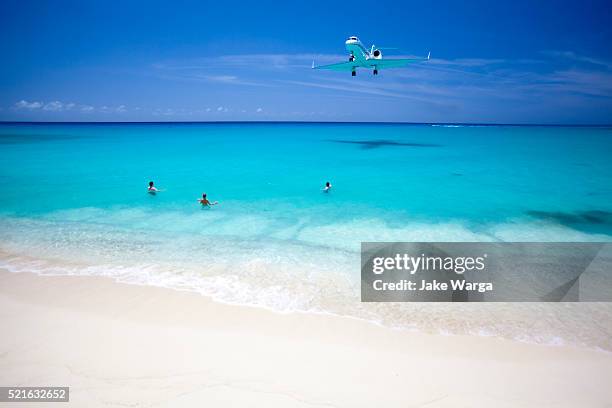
[313,36,430,76]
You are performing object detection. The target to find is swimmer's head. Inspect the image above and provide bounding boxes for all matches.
[326,182,331,187]
[149,181,154,187]
[202,193,207,198]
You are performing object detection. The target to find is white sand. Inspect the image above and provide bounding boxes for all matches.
[1,269,611,407]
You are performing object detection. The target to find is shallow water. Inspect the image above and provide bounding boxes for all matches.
[1,123,611,350]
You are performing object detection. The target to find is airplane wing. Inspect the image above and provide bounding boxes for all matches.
[312,53,430,71]
[367,56,429,69]
[312,61,357,71]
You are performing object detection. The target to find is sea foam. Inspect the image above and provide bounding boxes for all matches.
[1,209,611,352]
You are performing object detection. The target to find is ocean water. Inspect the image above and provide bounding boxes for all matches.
[1,123,611,350]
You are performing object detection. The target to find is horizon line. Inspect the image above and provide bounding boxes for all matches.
[1,120,612,128]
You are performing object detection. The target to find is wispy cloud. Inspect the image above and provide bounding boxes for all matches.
[206,75,239,82]
[154,53,339,71]
[279,79,411,99]
[153,68,272,87]
[13,100,131,114]
[428,58,507,67]
[8,49,611,123]
[43,101,69,111]
[150,53,344,87]
[152,51,612,103]
[15,100,43,110]
[202,74,270,87]
[542,51,612,70]
[147,105,269,117]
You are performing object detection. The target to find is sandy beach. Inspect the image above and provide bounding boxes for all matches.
[1,270,611,407]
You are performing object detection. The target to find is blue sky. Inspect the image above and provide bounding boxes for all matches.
[1,0,611,124]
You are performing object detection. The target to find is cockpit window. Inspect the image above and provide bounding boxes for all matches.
[348,36,358,41]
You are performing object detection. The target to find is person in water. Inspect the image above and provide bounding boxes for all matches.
[198,193,218,206]
[148,181,159,193]
[323,181,332,192]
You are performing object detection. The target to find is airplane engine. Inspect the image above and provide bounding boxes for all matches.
[372,49,382,59]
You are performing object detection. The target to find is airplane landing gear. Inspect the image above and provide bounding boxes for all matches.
[351,70,356,76]
[373,69,378,75]
[349,54,355,62]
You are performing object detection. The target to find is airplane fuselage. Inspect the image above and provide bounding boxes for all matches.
[345,38,369,62]
[345,37,379,66]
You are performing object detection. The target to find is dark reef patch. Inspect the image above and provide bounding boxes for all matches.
[526,210,612,234]
[329,139,442,150]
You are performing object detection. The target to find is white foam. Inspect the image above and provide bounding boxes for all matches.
[1,212,612,352]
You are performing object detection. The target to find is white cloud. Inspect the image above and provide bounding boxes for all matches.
[12,100,130,114]
[99,105,129,114]
[43,101,64,111]
[152,107,194,117]
[256,107,263,113]
[14,100,43,110]
[206,75,238,82]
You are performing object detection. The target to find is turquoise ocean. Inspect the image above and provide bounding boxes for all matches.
[1,123,611,350]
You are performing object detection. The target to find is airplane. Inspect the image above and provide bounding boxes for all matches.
[312,36,430,76]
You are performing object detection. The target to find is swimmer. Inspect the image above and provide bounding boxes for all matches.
[323,181,332,192]
[148,181,159,193]
[198,193,218,206]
